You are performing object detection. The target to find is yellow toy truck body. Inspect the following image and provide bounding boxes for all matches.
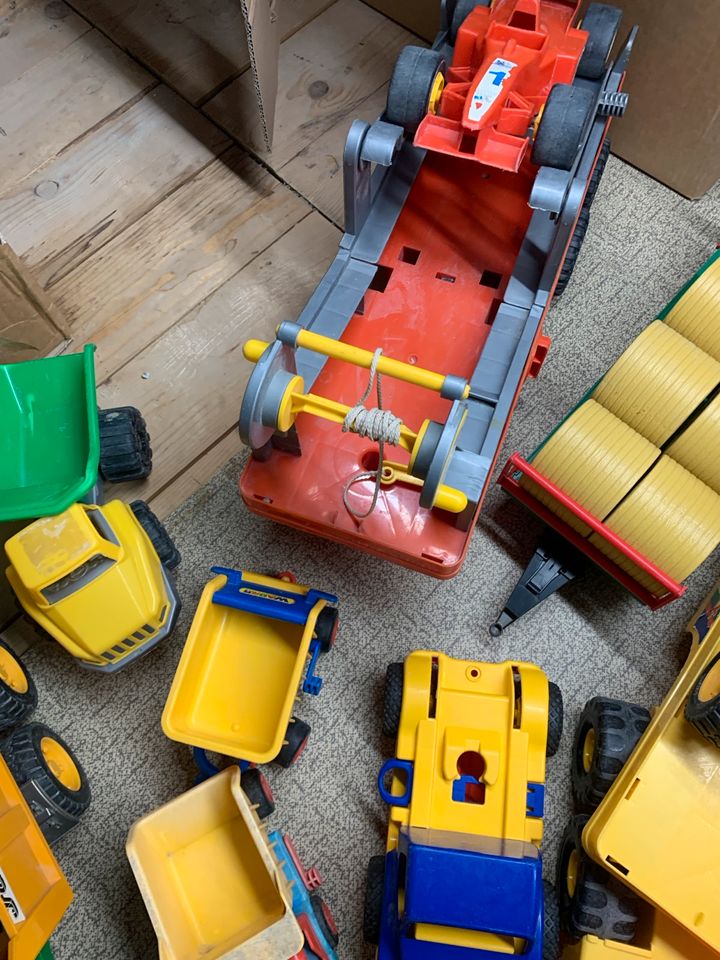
[564,906,720,960]
[5,501,179,672]
[582,579,720,954]
[126,766,304,960]
[162,568,337,764]
[371,652,558,957]
[0,754,72,960]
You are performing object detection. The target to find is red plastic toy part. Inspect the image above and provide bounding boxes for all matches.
[241,145,555,578]
[498,453,685,609]
[416,0,587,170]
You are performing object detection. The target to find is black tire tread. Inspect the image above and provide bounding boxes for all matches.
[572,697,650,812]
[554,138,610,297]
[449,0,490,44]
[532,83,595,171]
[2,722,90,820]
[310,893,340,948]
[241,767,275,820]
[275,717,311,768]
[363,855,386,945]
[98,406,152,483]
[546,681,564,757]
[577,3,623,80]
[685,652,720,747]
[382,662,404,740]
[314,607,339,654]
[0,640,37,733]
[130,500,181,570]
[386,46,445,134]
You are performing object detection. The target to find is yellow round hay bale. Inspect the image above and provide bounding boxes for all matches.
[664,256,720,362]
[588,455,720,594]
[667,394,720,495]
[520,400,660,535]
[592,321,720,446]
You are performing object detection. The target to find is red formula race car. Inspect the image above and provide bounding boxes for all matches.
[238,0,636,578]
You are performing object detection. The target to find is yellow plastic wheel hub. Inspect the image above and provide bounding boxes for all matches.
[41,736,81,792]
[582,727,596,773]
[567,848,579,898]
[699,660,720,704]
[427,71,445,115]
[0,646,28,694]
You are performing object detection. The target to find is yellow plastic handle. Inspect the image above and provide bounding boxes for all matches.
[381,461,468,514]
[243,332,470,399]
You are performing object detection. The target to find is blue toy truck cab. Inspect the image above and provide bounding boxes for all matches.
[379,828,544,959]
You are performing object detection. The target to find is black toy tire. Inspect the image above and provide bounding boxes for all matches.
[130,500,181,570]
[386,46,446,134]
[449,0,491,45]
[241,767,275,820]
[311,893,340,948]
[382,662,404,739]
[275,717,311,768]
[572,697,650,812]
[554,138,610,298]
[543,881,561,960]
[0,639,38,733]
[576,3,623,80]
[314,607,339,653]
[557,815,640,943]
[532,83,595,171]
[98,406,152,483]
[685,651,720,747]
[546,682,564,757]
[2,722,91,822]
[363,855,386,945]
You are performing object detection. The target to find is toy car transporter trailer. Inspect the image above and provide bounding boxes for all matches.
[239,0,636,578]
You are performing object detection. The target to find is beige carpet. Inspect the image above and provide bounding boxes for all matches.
[22,155,720,959]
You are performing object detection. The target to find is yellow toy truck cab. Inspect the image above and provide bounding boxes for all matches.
[5,499,181,672]
[556,574,720,956]
[163,568,338,769]
[364,652,563,959]
[0,638,91,960]
[127,766,304,960]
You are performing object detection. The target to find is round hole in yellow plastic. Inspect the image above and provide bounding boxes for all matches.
[582,727,596,774]
[699,660,720,703]
[0,646,28,694]
[567,848,579,898]
[41,736,81,792]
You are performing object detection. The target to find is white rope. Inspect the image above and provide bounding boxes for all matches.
[342,348,402,520]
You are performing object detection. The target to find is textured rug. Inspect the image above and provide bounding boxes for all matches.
[21,154,720,959]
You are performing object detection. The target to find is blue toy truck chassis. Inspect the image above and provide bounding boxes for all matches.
[378,828,545,959]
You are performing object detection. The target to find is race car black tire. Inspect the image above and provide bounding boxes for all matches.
[386,46,446,134]
[577,3,623,80]
[532,83,595,171]
[449,0,491,45]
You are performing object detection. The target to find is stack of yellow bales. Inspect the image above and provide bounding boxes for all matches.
[522,253,720,595]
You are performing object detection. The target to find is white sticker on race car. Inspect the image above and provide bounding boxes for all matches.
[0,866,25,924]
[468,57,517,122]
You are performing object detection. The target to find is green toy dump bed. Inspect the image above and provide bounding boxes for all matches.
[0,346,99,521]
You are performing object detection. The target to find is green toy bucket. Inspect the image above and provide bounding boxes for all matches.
[0,345,99,521]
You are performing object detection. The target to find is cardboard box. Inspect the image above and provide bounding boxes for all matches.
[362,0,719,199]
[242,0,281,149]
[605,0,720,199]
[0,242,68,363]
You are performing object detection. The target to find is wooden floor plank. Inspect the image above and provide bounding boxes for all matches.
[148,429,241,518]
[0,29,154,191]
[96,212,340,504]
[280,84,389,226]
[53,147,310,380]
[0,0,91,88]
[68,0,336,105]
[204,0,411,166]
[0,86,230,289]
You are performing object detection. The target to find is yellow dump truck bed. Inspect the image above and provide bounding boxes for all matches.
[583,580,720,952]
[0,756,72,960]
[162,569,333,763]
[126,766,303,960]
